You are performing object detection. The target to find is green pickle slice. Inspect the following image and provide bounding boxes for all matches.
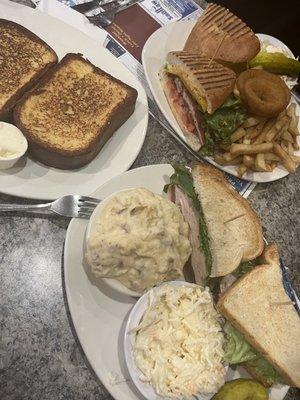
[212,379,268,400]
[249,52,300,76]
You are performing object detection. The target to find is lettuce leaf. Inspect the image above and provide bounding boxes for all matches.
[232,260,258,278]
[164,164,212,276]
[223,322,258,364]
[245,357,283,386]
[223,322,283,385]
[200,95,247,156]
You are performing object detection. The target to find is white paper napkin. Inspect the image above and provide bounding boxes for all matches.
[36,0,107,46]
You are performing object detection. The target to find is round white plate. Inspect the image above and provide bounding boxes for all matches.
[141,19,300,183]
[0,0,148,200]
[64,164,289,400]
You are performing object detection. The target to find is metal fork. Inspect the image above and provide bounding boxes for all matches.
[87,0,139,28]
[71,0,117,13]
[0,195,100,219]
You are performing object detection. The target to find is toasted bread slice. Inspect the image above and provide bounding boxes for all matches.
[184,4,260,63]
[218,244,300,387]
[14,54,138,169]
[192,164,264,277]
[0,19,58,121]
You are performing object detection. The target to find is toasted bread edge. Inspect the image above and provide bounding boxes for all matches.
[0,19,58,121]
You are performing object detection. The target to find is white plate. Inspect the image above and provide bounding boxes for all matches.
[0,0,148,200]
[64,164,289,400]
[141,20,300,183]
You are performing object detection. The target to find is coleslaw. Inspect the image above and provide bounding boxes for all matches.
[132,284,226,399]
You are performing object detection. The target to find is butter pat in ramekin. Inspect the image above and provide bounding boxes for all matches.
[0,122,28,170]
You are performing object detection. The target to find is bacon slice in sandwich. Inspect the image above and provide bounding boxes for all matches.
[160,51,236,151]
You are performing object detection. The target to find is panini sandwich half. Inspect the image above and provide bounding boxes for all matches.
[14,53,138,169]
[184,3,260,64]
[0,19,58,121]
[160,51,236,151]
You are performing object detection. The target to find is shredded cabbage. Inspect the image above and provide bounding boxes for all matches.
[132,285,226,398]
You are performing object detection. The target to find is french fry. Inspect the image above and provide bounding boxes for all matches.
[280,140,288,153]
[291,155,300,165]
[255,153,271,172]
[231,127,246,143]
[265,116,289,142]
[214,154,243,166]
[245,121,265,140]
[273,142,296,172]
[230,143,273,156]
[287,142,294,155]
[237,163,247,177]
[293,142,300,151]
[243,116,263,128]
[286,103,296,118]
[243,155,255,168]
[264,153,280,162]
[281,130,294,143]
[243,137,251,145]
[269,162,278,171]
[254,119,276,144]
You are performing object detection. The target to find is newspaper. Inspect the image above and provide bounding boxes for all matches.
[33,0,256,198]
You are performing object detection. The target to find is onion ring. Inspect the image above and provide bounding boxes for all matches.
[237,69,291,117]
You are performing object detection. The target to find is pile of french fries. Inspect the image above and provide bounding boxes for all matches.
[215,103,300,177]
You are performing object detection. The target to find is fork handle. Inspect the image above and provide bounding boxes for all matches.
[0,202,52,212]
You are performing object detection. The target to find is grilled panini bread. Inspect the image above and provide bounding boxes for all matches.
[184,3,260,64]
[218,244,300,387]
[0,19,58,121]
[160,51,236,151]
[14,53,138,169]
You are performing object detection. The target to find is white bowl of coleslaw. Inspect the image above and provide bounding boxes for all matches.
[124,281,226,400]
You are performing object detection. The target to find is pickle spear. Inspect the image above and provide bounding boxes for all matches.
[212,379,268,400]
[249,52,300,76]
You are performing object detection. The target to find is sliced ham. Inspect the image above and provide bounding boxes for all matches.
[171,185,207,285]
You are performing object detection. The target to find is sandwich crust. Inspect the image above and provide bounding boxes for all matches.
[0,19,58,121]
[184,3,260,63]
[14,53,137,169]
[191,164,264,277]
[218,244,300,387]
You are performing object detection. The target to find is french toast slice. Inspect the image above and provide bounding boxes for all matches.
[0,19,58,121]
[14,53,138,169]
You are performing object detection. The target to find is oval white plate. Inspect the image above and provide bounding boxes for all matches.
[0,0,148,200]
[142,20,300,183]
[64,164,289,400]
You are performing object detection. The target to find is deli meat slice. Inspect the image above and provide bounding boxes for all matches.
[174,77,205,146]
[171,185,207,285]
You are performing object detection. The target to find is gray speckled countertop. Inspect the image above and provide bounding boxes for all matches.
[1,1,299,399]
